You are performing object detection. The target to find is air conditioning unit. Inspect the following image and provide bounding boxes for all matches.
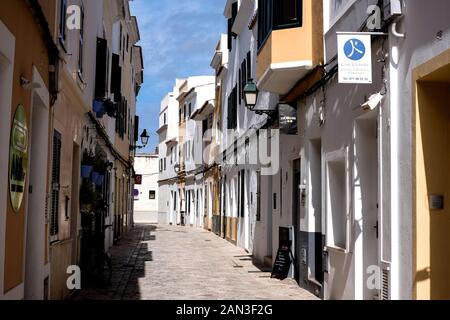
[383,0,403,22]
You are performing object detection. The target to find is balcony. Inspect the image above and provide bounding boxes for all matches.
[256,0,323,95]
[156,123,168,134]
[190,100,215,121]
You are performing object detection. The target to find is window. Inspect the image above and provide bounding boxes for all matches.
[326,151,349,251]
[274,0,302,28]
[273,193,277,210]
[111,53,122,100]
[239,52,252,103]
[119,24,122,51]
[227,1,238,51]
[239,170,245,218]
[59,0,67,45]
[78,5,85,75]
[149,190,156,200]
[122,36,126,61]
[164,158,167,171]
[115,97,127,139]
[258,0,303,49]
[256,171,261,221]
[188,191,191,214]
[95,38,108,99]
[164,113,167,125]
[50,131,62,240]
[227,86,238,129]
[188,103,192,117]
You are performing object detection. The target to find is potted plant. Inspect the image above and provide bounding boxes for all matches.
[81,150,95,178]
[104,99,117,118]
[95,174,104,186]
[91,154,106,183]
[93,99,104,114]
[79,179,101,213]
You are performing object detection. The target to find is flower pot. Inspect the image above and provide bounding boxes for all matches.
[93,100,104,113]
[81,165,93,178]
[91,172,100,183]
[95,175,104,186]
[96,110,105,118]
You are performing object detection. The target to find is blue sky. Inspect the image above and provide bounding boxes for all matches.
[130,0,226,152]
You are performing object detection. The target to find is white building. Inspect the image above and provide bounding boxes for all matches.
[221,0,278,258]
[133,154,160,223]
[157,80,184,225]
[177,77,215,228]
[290,0,450,300]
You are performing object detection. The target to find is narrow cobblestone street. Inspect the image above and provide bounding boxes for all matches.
[73,224,318,300]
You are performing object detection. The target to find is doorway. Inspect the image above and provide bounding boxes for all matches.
[293,159,301,283]
[310,139,324,289]
[414,60,450,299]
[354,111,379,300]
[25,88,49,299]
[70,144,80,266]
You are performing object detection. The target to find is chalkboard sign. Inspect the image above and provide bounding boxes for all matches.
[271,240,293,280]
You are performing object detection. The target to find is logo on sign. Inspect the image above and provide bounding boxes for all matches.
[344,39,366,61]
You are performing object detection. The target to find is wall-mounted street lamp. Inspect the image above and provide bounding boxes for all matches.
[243,79,276,116]
[243,78,258,110]
[130,129,150,151]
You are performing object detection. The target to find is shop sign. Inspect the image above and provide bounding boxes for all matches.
[9,105,29,212]
[338,33,372,84]
[134,174,142,185]
[278,103,298,135]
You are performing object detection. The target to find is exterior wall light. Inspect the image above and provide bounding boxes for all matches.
[140,129,150,147]
[244,78,277,117]
[243,78,258,110]
[130,129,150,150]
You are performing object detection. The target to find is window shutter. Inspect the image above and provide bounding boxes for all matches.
[227,18,233,51]
[134,116,139,142]
[241,170,245,217]
[256,171,261,221]
[94,38,108,99]
[241,60,247,101]
[111,54,122,101]
[115,98,120,133]
[121,97,126,138]
[51,131,62,238]
[239,68,242,104]
[227,94,232,130]
[124,99,128,136]
[233,85,238,128]
[247,51,252,79]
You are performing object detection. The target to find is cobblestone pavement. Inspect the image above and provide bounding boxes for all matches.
[72,224,318,300]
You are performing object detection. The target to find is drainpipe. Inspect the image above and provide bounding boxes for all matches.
[389,16,406,300]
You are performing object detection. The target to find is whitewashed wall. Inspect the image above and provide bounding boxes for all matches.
[134,155,159,223]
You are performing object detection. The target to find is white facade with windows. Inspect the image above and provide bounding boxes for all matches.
[133,154,159,223]
[184,80,215,228]
[221,0,277,257]
[157,80,183,225]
